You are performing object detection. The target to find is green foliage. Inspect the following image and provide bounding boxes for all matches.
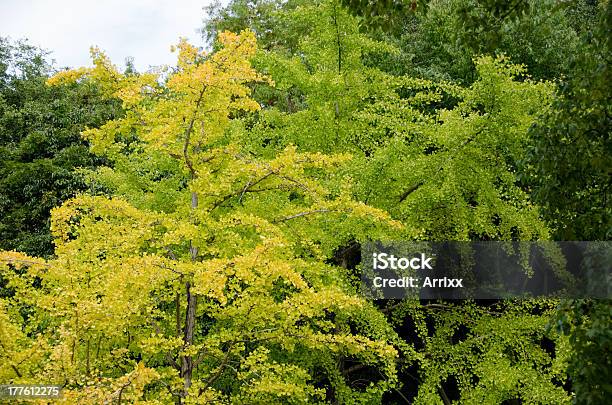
[0,38,49,84]
[1,32,404,403]
[527,3,611,404]
[202,2,574,403]
[0,0,608,403]
[352,56,553,241]
[0,38,122,257]
[203,0,310,52]
[228,1,553,241]
[525,2,611,241]
[553,299,612,405]
[388,0,581,83]
[391,300,571,404]
[200,1,610,403]
[340,0,425,33]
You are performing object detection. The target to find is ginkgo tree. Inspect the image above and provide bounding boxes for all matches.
[0,30,406,404]
[201,2,575,403]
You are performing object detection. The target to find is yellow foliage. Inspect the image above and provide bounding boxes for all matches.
[3,29,401,403]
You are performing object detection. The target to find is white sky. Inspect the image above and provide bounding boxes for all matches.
[0,0,227,72]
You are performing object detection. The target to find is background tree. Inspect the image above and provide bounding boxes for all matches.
[526,2,611,403]
[341,0,594,84]
[0,38,121,257]
[525,2,610,242]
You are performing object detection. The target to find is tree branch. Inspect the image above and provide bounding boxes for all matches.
[209,171,275,211]
[183,86,208,180]
[273,209,332,223]
[399,181,424,202]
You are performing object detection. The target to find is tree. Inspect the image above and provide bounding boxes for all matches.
[223,0,553,240]
[0,38,121,257]
[394,0,581,83]
[525,2,610,242]
[202,2,574,402]
[526,3,611,403]
[1,0,606,402]
[1,30,403,404]
[341,0,589,84]
[202,0,303,51]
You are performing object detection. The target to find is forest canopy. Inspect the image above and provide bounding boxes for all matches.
[0,1,610,404]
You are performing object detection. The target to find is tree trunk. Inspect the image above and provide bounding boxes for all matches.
[181,190,199,395]
[181,281,197,393]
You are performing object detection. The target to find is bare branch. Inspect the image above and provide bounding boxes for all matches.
[153,262,186,277]
[273,209,332,223]
[183,86,208,179]
[209,171,274,211]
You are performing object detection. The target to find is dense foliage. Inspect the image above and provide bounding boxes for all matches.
[527,4,611,403]
[0,0,609,404]
[0,38,121,257]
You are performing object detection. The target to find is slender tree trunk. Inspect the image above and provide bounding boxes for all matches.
[179,87,204,399]
[181,191,199,395]
[181,281,197,392]
[86,338,90,376]
[175,292,181,337]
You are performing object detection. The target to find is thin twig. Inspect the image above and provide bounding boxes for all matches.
[273,209,332,223]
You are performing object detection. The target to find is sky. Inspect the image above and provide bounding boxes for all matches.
[0,0,227,72]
